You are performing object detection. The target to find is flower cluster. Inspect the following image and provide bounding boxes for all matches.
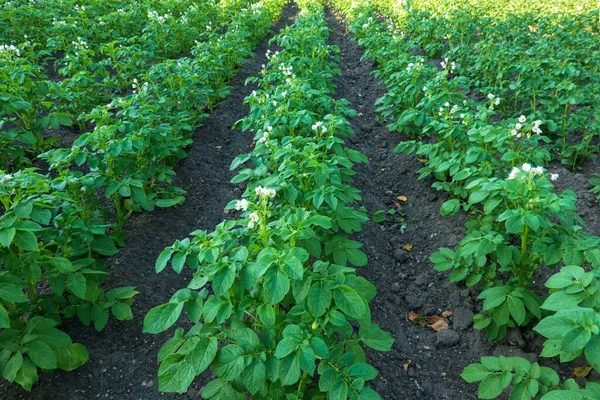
[487,93,501,106]
[312,121,328,133]
[258,126,272,144]
[0,44,20,57]
[255,185,276,198]
[438,102,459,117]
[507,163,556,181]
[278,63,294,77]
[248,212,259,228]
[148,10,169,24]
[132,78,149,93]
[510,116,543,138]
[234,199,249,211]
[0,173,14,184]
[441,57,456,72]
[406,58,425,73]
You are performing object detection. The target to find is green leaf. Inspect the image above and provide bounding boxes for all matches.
[14,358,38,391]
[156,249,174,273]
[440,199,460,216]
[158,356,195,393]
[49,257,75,273]
[90,235,118,256]
[190,337,218,375]
[257,304,275,327]
[25,340,57,370]
[263,267,290,305]
[358,387,382,400]
[534,315,572,339]
[171,252,187,274]
[507,296,526,325]
[461,363,491,382]
[14,230,39,252]
[213,345,245,381]
[0,284,28,303]
[243,359,266,395]
[541,291,582,311]
[478,373,509,399]
[111,303,133,320]
[275,337,299,359]
[213,265,235,297]
[91,304,109,332]
[283,253,304,280]
[360,324,394,351]
[348,363,378,380]
[585,249,600,269]
[0,304,9,329]
[2,351,23,382]
[278,353,301,386]
[329,380,349,400]
[0,227,16,247]
[202,379,243,399]
[143,303,184,334]
[562,327,592,353]
[308,282,331,318]
[67,273,87,299]
[334,285,366,319]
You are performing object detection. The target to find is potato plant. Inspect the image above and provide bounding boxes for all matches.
[331,0,600,398]
[144,3,392,399]
[0,0,285,392]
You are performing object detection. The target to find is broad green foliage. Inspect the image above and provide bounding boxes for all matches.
[331,0,600,398]
[1,0,284,391]
[144,2,392,398]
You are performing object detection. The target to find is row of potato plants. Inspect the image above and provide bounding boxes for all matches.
[331,0,600,398]
[0,0,242,170]
[143,2,393,399]
[372,0,600,172]
[0,0,284,391]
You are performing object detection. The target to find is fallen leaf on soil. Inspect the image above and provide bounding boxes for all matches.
[397,196,408,202]
[408,311,427,328]
[377,148,385,151]
[427,316,449,332]
[403,360,412,373]
[574,366,592,377]
[441,311,453,318]
[393,202,402,209]
[402,243,413,252]
[216,146,223,150]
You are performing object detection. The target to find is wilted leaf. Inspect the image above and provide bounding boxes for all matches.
[427,316,449,332]
[408,311,427,327]
[574,366,592,377]
[403,360,411,373]
[402,244,413,252]
[441,311,453,318]
[397,196,408,202]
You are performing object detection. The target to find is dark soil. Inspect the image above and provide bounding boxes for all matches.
[2,4,598,400]
[0,5,297,400]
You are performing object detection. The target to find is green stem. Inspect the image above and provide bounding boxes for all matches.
[518,225,529,287]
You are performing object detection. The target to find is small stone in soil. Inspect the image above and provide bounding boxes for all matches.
[405,294,423,310]
[390,235,403,247]
[414,274,428,287]
[348,134,359,144]
[394,249,409,263]
[506,328,526,348]
[452,307,474,331]
[436,329,461,347]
